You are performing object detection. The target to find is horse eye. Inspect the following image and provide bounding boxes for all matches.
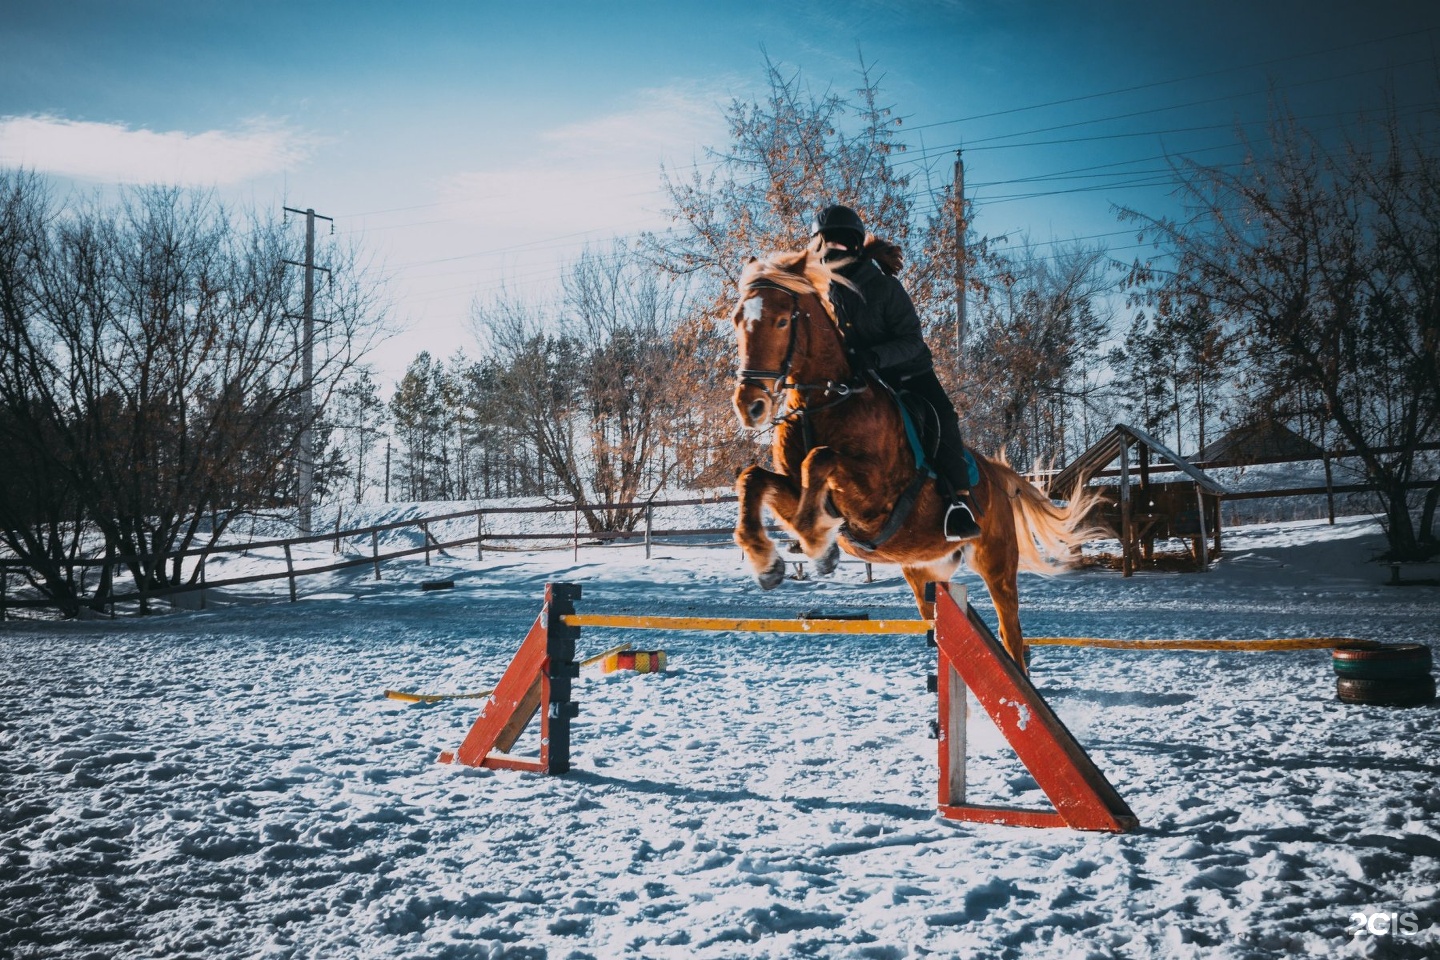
[776,316,789,328]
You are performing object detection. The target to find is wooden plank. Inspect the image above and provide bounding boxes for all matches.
[563,614,932,634]
[934,584,1137,833]
[1121,423,1229,495]
[386,687,493,704]
[473,754,546,773]
[937,655,967,806]
[493,676,543,754]
[939,804,1069,828]
[446,612,548,767]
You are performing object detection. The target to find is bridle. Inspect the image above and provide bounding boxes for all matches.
[735,279,867,425]
[735,279,803,399]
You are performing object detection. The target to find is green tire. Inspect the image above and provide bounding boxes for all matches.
[1332,643,1432,681]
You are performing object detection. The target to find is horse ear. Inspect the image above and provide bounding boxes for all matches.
[784,250,810,275]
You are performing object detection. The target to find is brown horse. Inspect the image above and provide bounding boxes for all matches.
[730,241,1104,671]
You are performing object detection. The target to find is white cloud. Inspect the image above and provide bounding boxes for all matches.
[0,115,312,186]
[435,85,729,239]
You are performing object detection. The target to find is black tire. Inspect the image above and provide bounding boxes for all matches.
[1332,643,1432,680]
[1336,675,1436,707]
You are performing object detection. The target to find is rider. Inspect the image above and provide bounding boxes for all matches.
[810,203,981,541]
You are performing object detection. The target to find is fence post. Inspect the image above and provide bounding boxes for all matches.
[137,553,150,616]
[371,530,381,580]
[284,543,298,602]
[1323,452,1336,525]
[422,521,431,566]
[573,506,579,562]
[1194,485,1210,572]
[334,510,342,554]
[644,503,653,559]
[199,556,208,610]
[476,510,484,561]
[1118,438,1133,577]
[865,562,873,583]
[105,543,115,618]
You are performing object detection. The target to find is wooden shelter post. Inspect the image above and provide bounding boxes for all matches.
[1117,436,1133,577]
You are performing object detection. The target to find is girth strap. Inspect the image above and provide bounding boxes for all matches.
[840,469,933,554]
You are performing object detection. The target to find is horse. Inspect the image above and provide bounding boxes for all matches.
[729,240,1105,672]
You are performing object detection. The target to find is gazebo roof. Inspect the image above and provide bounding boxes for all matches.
[1052,423,1229,496]
[1195,418,1326,465]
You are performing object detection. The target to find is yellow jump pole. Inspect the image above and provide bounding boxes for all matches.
[562,614,931,635]
[1028,636,1376,652]
[563,614,1375,652]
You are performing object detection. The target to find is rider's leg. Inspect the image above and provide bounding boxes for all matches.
[900,369,981,540]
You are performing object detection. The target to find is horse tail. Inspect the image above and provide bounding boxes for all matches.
[992,458,1109,575]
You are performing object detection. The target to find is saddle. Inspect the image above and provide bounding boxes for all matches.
[893,388,979,489]
[898,390,942,471]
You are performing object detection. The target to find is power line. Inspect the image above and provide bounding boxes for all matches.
[906,26,1438,133]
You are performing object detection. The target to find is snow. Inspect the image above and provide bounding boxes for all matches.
[2,513,1437,958]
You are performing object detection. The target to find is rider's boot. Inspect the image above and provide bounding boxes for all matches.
[935,431,982,541]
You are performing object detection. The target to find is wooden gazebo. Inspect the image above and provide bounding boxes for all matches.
[1052,424,1229,576]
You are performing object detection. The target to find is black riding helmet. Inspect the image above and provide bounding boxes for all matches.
[810,204,865,252]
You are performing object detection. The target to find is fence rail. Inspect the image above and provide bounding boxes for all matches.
[0,474,1429,618]
[0,493,747,618]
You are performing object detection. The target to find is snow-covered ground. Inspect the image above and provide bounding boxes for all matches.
[2,514,1437,959]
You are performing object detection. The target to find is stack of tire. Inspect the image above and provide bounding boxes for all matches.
[1332,644,1435,707]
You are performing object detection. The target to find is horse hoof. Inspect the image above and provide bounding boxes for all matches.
[756,556,786,590]
[813,542,840,578]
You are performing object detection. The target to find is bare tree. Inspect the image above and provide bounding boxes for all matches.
[1124,110,1440,557]
[0,173,384,614]
[966,242,1113,466]
[467,244,689,530]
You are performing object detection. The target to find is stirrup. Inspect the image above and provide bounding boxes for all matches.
[944,500,981,542]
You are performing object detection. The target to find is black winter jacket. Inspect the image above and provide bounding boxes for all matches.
[830,257,933,379]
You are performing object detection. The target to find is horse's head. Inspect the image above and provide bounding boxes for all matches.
[730,250,846,428]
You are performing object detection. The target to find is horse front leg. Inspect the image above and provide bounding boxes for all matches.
[791,447,850,577]
[735,465,800,590]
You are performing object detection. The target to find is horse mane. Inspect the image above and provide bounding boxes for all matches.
[739,251,843,324]
[743,232,907,317]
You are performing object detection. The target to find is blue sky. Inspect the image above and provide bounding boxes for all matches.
[2,0,1437,387]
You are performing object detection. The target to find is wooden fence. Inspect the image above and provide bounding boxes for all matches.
[0,494,746,619]
[1,473,1431,619]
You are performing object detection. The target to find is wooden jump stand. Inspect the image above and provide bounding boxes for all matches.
[440,581,1137,834]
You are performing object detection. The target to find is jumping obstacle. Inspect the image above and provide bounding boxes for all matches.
[439,581,1138,833]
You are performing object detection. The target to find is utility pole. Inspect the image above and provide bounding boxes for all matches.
[953,151,967,368]
[283,206,333,534]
